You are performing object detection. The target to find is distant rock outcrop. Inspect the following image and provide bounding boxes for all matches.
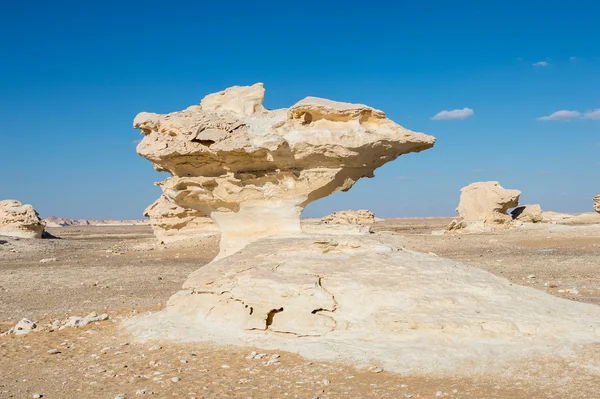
[0,200,45,238]
[448,181,520,232]
[321,210,375,226]
[594,195,600,214]
[43,216,148,227]
[511,204,543,223]
[134,83,435,257]
[144,195,218,244]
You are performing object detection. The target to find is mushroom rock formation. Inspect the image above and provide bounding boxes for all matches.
[448,181,520,232]
[134,83,435,257]
[126,88,600,376]
[144,195,218,244]
[0,200,45,239]
[511,204,543,223]
[594,195,600,214]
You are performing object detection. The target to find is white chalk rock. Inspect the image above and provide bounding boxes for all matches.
[511,204,543,223]
[449,182,520,232]
[0,200,45,239]
[144,195,218,244]
[134,83,435,258]
[124,234,600,374]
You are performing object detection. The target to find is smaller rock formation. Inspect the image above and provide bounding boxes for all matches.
[305,209,376,235]
[321,210,375,225]
[1,312,110,336]
[594,195,600,214]
[144,195,218,244]
[511,204,543,223]
[448,182,520,232]
[0,200,45,238]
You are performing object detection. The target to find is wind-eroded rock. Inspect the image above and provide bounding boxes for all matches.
[144,195,218,243]
[134,83,435,257]
[448,181,520,232]
[0,200,45,239]
[594,195,600,214]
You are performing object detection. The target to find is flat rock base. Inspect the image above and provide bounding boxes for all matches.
[123,234,600,374]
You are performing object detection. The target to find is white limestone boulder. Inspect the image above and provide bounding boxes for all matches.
[0,200,45,239]
[448,181,520,232]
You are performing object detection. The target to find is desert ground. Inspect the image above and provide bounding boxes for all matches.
[1,217,600,398]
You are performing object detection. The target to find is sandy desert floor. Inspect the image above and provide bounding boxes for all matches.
[1,218,600,398]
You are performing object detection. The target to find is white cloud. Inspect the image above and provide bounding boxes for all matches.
[584,109,600,119]
[537,110,581,121]
[432,108,474,120]
[532,61,549,67]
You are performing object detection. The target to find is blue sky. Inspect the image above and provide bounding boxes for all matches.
[0,1,598,219]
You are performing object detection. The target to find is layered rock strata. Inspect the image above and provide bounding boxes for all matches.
[0,200,45,239]
[144,195,218,243]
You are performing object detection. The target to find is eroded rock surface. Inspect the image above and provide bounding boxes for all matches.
[448,182,520,232]
[125,234,600,374]
[594,195,600,214]
[134,83,435,256]
[321,210,375,225]
[511,204,543,223]
[0,200,45,239]
[144,195,218,244]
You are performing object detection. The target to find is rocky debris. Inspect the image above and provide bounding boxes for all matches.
[447,181,520,232]
[1,312,110,336]
[144,194,218,244]
[594,195,600,213]
[0,200,45,239]
[511,204,543,223]
[125,233,600,374]
[134,83,435,258]
[43,216,148,227]
[39,257,58,263]
[5,318,37,335]
[321,210,375,225]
